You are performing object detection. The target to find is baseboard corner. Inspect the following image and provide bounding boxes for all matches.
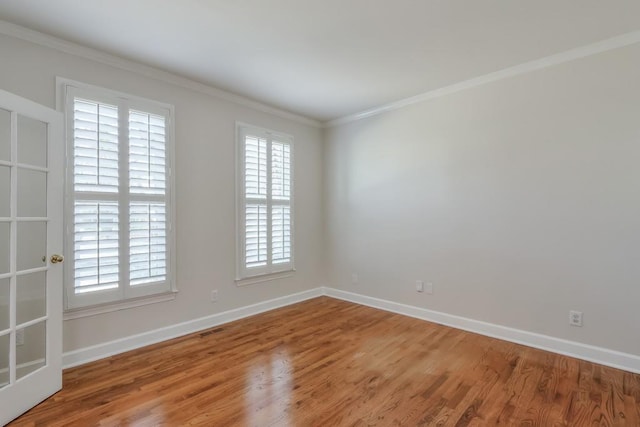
[63,286,325,369]
[322,287,640,374]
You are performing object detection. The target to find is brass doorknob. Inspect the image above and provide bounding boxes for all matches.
[50,254,64,264]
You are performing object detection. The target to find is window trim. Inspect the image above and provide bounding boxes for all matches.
[235,122,295,282]
[57,77,177,311]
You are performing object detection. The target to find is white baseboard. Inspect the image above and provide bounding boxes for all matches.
[323,287,640,374]
[62,286,640,375]
[62,287,323,368]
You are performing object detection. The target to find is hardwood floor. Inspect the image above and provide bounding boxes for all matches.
[9,297,640,426]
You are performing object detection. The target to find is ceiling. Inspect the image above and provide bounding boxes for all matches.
[0,1,639,122]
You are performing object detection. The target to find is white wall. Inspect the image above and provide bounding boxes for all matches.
[325,43,640,357]
[2,26,639,365]
[0,33,325,353]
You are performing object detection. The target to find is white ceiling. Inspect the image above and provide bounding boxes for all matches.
[0,1,639,122]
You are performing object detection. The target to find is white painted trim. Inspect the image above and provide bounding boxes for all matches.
[60,286,640,374]
[323,287,640,374]
[0,20,320,128]
[2,21,636,131]
[60,80,176,309]
[235,122,295,281]
[57,77,174,111]
[63,292,177,321]
[235,270,295,287]
[62,287,323,368]
[326,30,640,127]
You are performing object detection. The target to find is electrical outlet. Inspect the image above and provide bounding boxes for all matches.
[211,290,218,303]
[351,273,358,284]
[425,282,433,295]
[569,310,583,327]
[416,280,424,292]
[16,328,24,346]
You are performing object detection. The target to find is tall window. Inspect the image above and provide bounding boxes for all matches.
[63,82,174,309]
[236,123,294,281]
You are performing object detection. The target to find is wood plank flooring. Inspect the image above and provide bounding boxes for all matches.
[9,297,640,426]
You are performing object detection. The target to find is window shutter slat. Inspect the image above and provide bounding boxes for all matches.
[271,141,291,201]
[245,136,267,199]
[271,205,291,264]
[73,99,119,193]
[73,201,119,294]
[129,110,167,195]
[245,204,267,268]
[129,202,167,286]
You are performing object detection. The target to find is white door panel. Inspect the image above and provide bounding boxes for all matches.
[0,89,63,425]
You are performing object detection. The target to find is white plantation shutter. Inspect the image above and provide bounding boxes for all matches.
[128,109,168,288]
[245,136,267,199]
[244,135,268,269]
[65,82,174,309]
[129,111,166,195]
[271,141,291,200]
[237,124,294,280]
[245,204,267,267]
[271,141,291,265]
[271,205,291,263]
[73,201,119,293]
[73,99,119,192]
[129,202,167,285]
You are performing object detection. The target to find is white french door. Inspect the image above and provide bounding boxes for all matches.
[0,89,63,425]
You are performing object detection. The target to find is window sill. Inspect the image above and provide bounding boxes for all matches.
[235,269,295,287]
[63,291,178,320]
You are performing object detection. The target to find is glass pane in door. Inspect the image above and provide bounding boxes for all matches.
[17,168,47,217]
[17,272,46,325]
[0,223,8,274]
[16,222,47,271]
[0,108,9,162]
[16,321,46,380]
[0,278,8,331]
[17,115,47,168]
[0,165,9,217]
[0,333,8,389]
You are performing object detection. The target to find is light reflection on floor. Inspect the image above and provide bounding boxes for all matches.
[111,399,167,426]
[245,348,292,426]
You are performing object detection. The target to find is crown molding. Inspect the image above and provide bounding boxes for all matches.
[0,20,322,128]
[2,19,638,131]
[326,30,640,128]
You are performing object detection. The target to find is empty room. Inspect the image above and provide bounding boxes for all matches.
[1,1,640,425]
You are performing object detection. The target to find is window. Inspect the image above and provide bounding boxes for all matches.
[63,81,175,309]
[236,123,294,282]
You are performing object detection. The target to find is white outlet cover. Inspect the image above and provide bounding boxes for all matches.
[425,282,433,295]
[569,310,583,327]
[416,280,424,292]
[351,274,358,284]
